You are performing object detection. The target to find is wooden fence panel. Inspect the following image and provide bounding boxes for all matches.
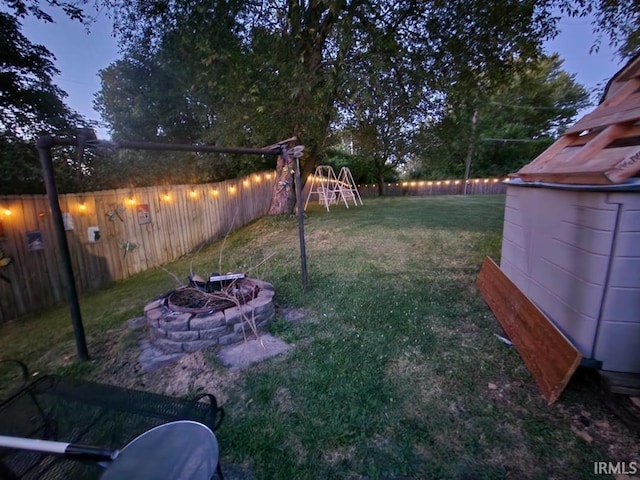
[11,196,36,313]
[89,193,114,288]
[116,189,141,276]
[35,195,64,303]
[4,172,504,322]
[0,173,275,321]
[149,186,169,266]
[201,184,218,246]
[356,177,508,197]
[27,195,58,309]
[0,197,21,322]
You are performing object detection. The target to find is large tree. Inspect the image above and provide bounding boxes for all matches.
[411,54,591,179]
[0,3,89,194]
[97,0,560,209]
[97,0,639,209]
[335,34,430,195]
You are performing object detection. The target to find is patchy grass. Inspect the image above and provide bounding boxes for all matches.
[1,195,637,479]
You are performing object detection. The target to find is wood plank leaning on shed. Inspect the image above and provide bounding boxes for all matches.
[477,257,582,404]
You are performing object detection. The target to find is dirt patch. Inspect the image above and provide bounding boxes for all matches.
[272,386,295,414]
[277,306,316,323]
[82,325,240,405]
[323,445,356,467]
[147,351,240,403]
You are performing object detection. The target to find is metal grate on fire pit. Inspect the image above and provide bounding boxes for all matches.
[167,279,260,314]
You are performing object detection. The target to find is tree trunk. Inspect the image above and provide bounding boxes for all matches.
[377,171,385,196]
[376,159,386,196]
[463,109,479,195]
[268,154,297,215]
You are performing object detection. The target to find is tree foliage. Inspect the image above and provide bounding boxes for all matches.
[0,7,88,194]
[0,12,78,139]
[1,1,637,196]
[5,0,87,23]
[551,0,640,59]
[96,1,559,190]
[410,54,591,179]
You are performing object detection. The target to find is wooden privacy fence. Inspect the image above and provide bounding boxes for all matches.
[357,177,508,197]
[0,172,276,321]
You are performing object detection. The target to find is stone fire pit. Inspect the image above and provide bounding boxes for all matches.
[143,278,275,354]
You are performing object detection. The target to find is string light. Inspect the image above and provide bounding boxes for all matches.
[243,179,250,187]
[163,193,171,201]
[190,188,197,198]
[79,203,87,212]
[302,177,507,192]
[3,208,11,216]
[211,189,219,197]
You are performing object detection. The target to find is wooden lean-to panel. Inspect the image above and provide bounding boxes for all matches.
[515,67,640,184]
[477,257,582,403]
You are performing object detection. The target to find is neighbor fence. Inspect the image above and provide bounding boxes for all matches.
[357,177,508,197]
[0,172,276,321]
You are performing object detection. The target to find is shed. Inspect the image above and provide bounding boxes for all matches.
[500,55,640,392]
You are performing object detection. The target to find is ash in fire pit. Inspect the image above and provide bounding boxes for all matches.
[144,277,275,354]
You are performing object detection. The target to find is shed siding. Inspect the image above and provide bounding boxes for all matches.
[499,185,640,371]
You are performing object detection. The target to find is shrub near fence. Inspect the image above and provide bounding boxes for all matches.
[357,177,508,197]
[0,172,276,321]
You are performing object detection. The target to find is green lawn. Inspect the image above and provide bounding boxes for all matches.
[1,195,635,479]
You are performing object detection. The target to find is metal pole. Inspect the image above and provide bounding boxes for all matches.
[32,132,300,361]
[292,155,308,291]
[36,136,89,360]
[92,140,280,156]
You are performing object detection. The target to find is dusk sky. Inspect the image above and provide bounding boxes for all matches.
[20,9,624,139]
